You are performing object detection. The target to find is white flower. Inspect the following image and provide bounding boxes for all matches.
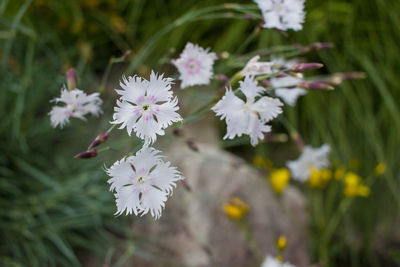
[255,0,306,31]
[111,71,182,145]
[271,75,306,106]
[212,75,283,146]
[261,255,296,267]
[242,55,274,76]
[49,87,102,128]
[172,42,217,89]
[287,144,331,182]
[106,147,184,219]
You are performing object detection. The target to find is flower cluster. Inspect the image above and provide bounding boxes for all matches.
[107,71,185,219]
[49,87,103,128]
[212,75,283,146]
[343,172,370,197]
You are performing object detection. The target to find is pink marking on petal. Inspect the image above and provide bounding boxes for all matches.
[147,95,157,103]
[136,95,145,104]
[153,106,160,115]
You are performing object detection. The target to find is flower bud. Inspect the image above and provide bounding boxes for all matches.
[328,72,366,85]
[297,81,334,91]
[186,139,199,152]
[290,63,324,73]
[74,149,97,159]
[88,132,109,149]
[66,68,77,91]
[216,74,230,83]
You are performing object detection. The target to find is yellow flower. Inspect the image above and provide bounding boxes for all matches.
[269,168,290,194]
[334,167,345,180]
[308,168,332,188]
[375,162,386,176]
[223,204,243,220]
[223,197,250,220]
[343,172,370,198]
[277,236,287,251]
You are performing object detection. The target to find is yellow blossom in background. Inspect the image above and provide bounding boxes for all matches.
[223,204,242,220]
[334,167,345,180]
[343,172,370,197]
[277,236,287,251]
[308,167,332,188]
[269,168,290,194]
[375,162,386,176]
[223,197,250,220]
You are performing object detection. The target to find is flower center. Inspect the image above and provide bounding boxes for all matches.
[142,105,149,111]
[138,176,144,183]
[185,58,201,75]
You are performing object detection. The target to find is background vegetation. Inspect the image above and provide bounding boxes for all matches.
[1,0,399,266]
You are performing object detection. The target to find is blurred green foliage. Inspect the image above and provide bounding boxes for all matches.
[0,0,399,266]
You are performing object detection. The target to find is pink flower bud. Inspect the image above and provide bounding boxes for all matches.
[290,63,324,73]
[66,68,77,91]
[297,81,334,91]
[74,149,97,159]
[329,72,366,85]
[216,74,230,83]
[88,132,109,150]
[186,139,199,152]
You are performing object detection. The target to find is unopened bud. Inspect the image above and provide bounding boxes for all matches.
[328,72,366,85]
[66,68,77,91]
[297,81,334,91]
[120,50,131,61]
[243,14,255,20]
[291,63,324,73]
[302,42,334,53]
[186,139,199,152]
[74,149,97,159]
[88,132,109,149]
[216,74,230,83]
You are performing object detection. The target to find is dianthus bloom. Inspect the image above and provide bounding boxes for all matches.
[212,75,283,146]
[286,144,330,182]
[172,42,217,89]
[106,147,184,219]
[241,55,273,76]
[261,255,296,267]
[111,71,182,145]
[49,87,102,128]
[271,75,306,106]
[255,0,305,31]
